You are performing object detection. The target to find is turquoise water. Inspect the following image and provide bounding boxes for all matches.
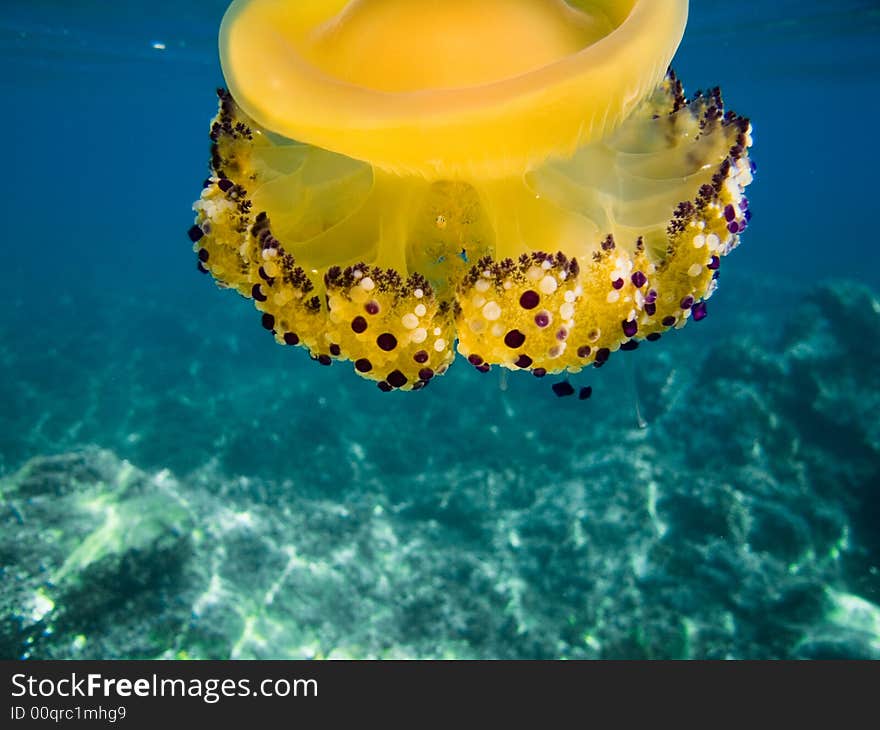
[1,1,879,659]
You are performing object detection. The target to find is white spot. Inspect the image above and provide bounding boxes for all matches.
[635,290,645,308]
[541,259,553,270]
[414,303,427,317]
[352,269,364,280]
[560,302,575,319]
[706,233,720,251]
[360,277,375,291]
[433,338,447,352]
[491,323,505,338]
[413,288,423,298]
[503,280,513,290]
[693,234,706,249]
[411,328,428,343]
[607,290,620,304]
[482,301,502,321]
[472,294,486,308]
[433,327,442,336]
[468,319,486,333]
[527,266,543,281]
[401,313,419,329]
[564,290,576,303]
[688,263,703,277]
[475,279,490,293]
[539,275,558,295]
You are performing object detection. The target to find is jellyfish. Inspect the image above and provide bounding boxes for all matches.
[190,0,753,391]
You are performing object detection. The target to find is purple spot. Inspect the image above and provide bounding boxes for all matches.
[387,370,407,388]
[355,358,372,373]
[727,221,739,234]
[515,354,533,368]
[708,255,720,270]
[577,345,591,358]
[534,312,550,328]
[556,328,568,341]
[692,301,708,321]
[680,295,694,310]
[252,284,267,302]
[552,381,575,398]
[329,344,341,356]
[532,368,547,378]
[317,354,332,366]
[418,368,434,381]
[217,178,234,193]
[579,386,592,400]
[414,350,430,364]
[646,333,662,342]
[744,209,752,221]
[739,198,749,210]
[662,315,676,327]
[283,332,299,346]
[365,301,380,315]
[477,363,491,373]
[724,204,736,222]
[467,354,483,366]
[645,289,658,304]
[351,316,368,333]
[197,261,209,274]
[261,313,275,330]
[197,248,209,262]
[377,333,398,351]
[377,381,392,392]
[622,319,638,337]
[620,340,639,351]
[612,278,624,290]
[504,330,526,349]
[188,225,205,243]
[519,290,540,310]
[645,302,656,316]
[631,271,647,288]
[595,347,610,363]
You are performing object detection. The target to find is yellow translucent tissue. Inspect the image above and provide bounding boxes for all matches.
[191,0,754,392]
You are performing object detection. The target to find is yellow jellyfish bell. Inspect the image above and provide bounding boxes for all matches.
[191,0,754,391]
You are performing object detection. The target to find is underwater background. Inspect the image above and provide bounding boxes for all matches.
[1,0,879,660]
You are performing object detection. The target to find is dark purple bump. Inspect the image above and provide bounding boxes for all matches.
[365,301,380,315]
[744,209,752,221]
[622,319,638,337]
[612,278,625,290]
[504,329,526,349]
[467,354,483,366]
[631,271,647,288]
[197,248,209,263]
[477,363,491,373]
[646,332,662,342]
[577,345,591,358]
[412,381,427,391]
[329,344,341,357]
[708,255,720,270]
[519,290,540,310]
[261,313,275,330]
[355,358,372,373]
[727,222,739,234]
[680,295,694,310]
[556,328,568,341]
[595,347,610,363]
[739,197,749,211]
[579,386,593,401]
[645,302,657,316]
[317,354,332,366]
[387,370,407,388]
[692,301,708,321]
[351,316,368,333]
[188,225,205,243]
[377,333,398,351]
[620,340,639,351]
[418,368,434,381]
[534,312,550,328]
[532,368,547,378]
[377,381,392,392]
[415,350,430,364]
[724,204,736,222]
[217,178,234,193]
[197,261,209,274]
[662,315,677,327]
[552,381,576,398]
[283,332,299,346]
[645,289,658,304]
[515,354,533,369]
[252,284,267,302]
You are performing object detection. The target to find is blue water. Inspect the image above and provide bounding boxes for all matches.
[1,1,879,659]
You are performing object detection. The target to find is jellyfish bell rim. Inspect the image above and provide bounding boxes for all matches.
[219,0,689,179]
